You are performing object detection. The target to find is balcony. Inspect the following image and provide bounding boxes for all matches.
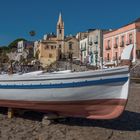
[88,51,93,55]
[81,47,86,51]
[126,40,133,45]
[104,57,110,62]
[106,46,111,50]
[94,50,98,54]
[88,41,93,46]
[120,42,124,47]
[113,56,118,61]
[94,40,98,44]
[129,39,133,44]
[114,44,118,48]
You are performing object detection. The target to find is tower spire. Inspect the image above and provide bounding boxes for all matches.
[57,12,64,40]
[57,12,64,27]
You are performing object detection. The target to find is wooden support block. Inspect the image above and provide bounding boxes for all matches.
[8,108,14,119]
[42,113,66,125]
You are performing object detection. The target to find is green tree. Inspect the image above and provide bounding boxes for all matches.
[0,46,10,53]
[8,38,27,49]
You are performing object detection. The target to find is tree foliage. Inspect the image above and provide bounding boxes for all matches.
[8,38,27,49]
[0,46,11,53]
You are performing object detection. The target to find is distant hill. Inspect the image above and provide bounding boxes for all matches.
[0,38,27,53]
[8,38,27,49]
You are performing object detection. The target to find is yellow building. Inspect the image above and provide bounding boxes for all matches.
[64,36,79,60]
[37,13,64,67]
[38,39,58,67]
[37,13,79,67]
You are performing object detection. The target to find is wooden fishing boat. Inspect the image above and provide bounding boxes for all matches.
[0,45,133,120]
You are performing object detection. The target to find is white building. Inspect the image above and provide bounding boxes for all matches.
[34,41,40,57]
[79,29,107,67]
[17,40,34,59]
[80,38,88,63]
[88,29,103,66]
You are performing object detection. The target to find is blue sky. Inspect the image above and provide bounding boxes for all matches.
[0,0,140,46]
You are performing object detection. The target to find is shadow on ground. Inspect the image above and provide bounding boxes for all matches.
[0,107,45,121]
[54,110,140,131]
[0,107,140,131]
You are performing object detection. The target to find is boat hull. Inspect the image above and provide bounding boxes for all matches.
[0,98,127,119]
[0,66,130,119]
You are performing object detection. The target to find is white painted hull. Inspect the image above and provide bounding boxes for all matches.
[0,79,129,101]
[0,66,130,119]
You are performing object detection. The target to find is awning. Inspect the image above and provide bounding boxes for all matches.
[104,62,115,66]
[121,44,133,60]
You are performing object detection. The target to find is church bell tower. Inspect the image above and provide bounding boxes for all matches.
[57,12,64,40]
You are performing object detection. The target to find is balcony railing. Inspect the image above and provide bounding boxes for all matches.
[126,40,133,45]
[126,41,130,45]
[88,42,93,46]
[104,57,110,62]
[94,40,98,44]
[94,50,98,54]
[129,39,133,44]
[81,47,86,51]
[114,44,118,48]
[106,46,111,50]
[88,51,93,55]
[113,56,118,61]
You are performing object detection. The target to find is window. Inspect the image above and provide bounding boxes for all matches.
[115,52,118,59]
[107,53,110,61]
[129,34,132,43]
[59,29,62,34]
[59,45,61,48]
[84,51,86,57]
[45,45,49,49]
[95,35,98,43]
[115,37,118,45]
[120,36,124,47]
[69,43,72,50]
[136,50,140,59]
[85,43,86,49]
[90,37,92,42]
[121,36,124,42]
[96,35,98,41]
[81,44,83,49]
[107,40,111,48]
[51,46,53,49]
[49,53,52,58]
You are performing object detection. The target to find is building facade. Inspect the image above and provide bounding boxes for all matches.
[80,38,88,63]
[37,13,79,67]
[56,13,65,59]
[37,13,64,67]
[64,36,79,60]
[17,40,34,59]
[38,37,59,67]
[103,18,140,66]
[79,29,105,67]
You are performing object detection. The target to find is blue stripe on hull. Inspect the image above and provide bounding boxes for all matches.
[0,77,128,89]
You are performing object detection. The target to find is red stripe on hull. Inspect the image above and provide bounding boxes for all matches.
[0,99,127,119]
